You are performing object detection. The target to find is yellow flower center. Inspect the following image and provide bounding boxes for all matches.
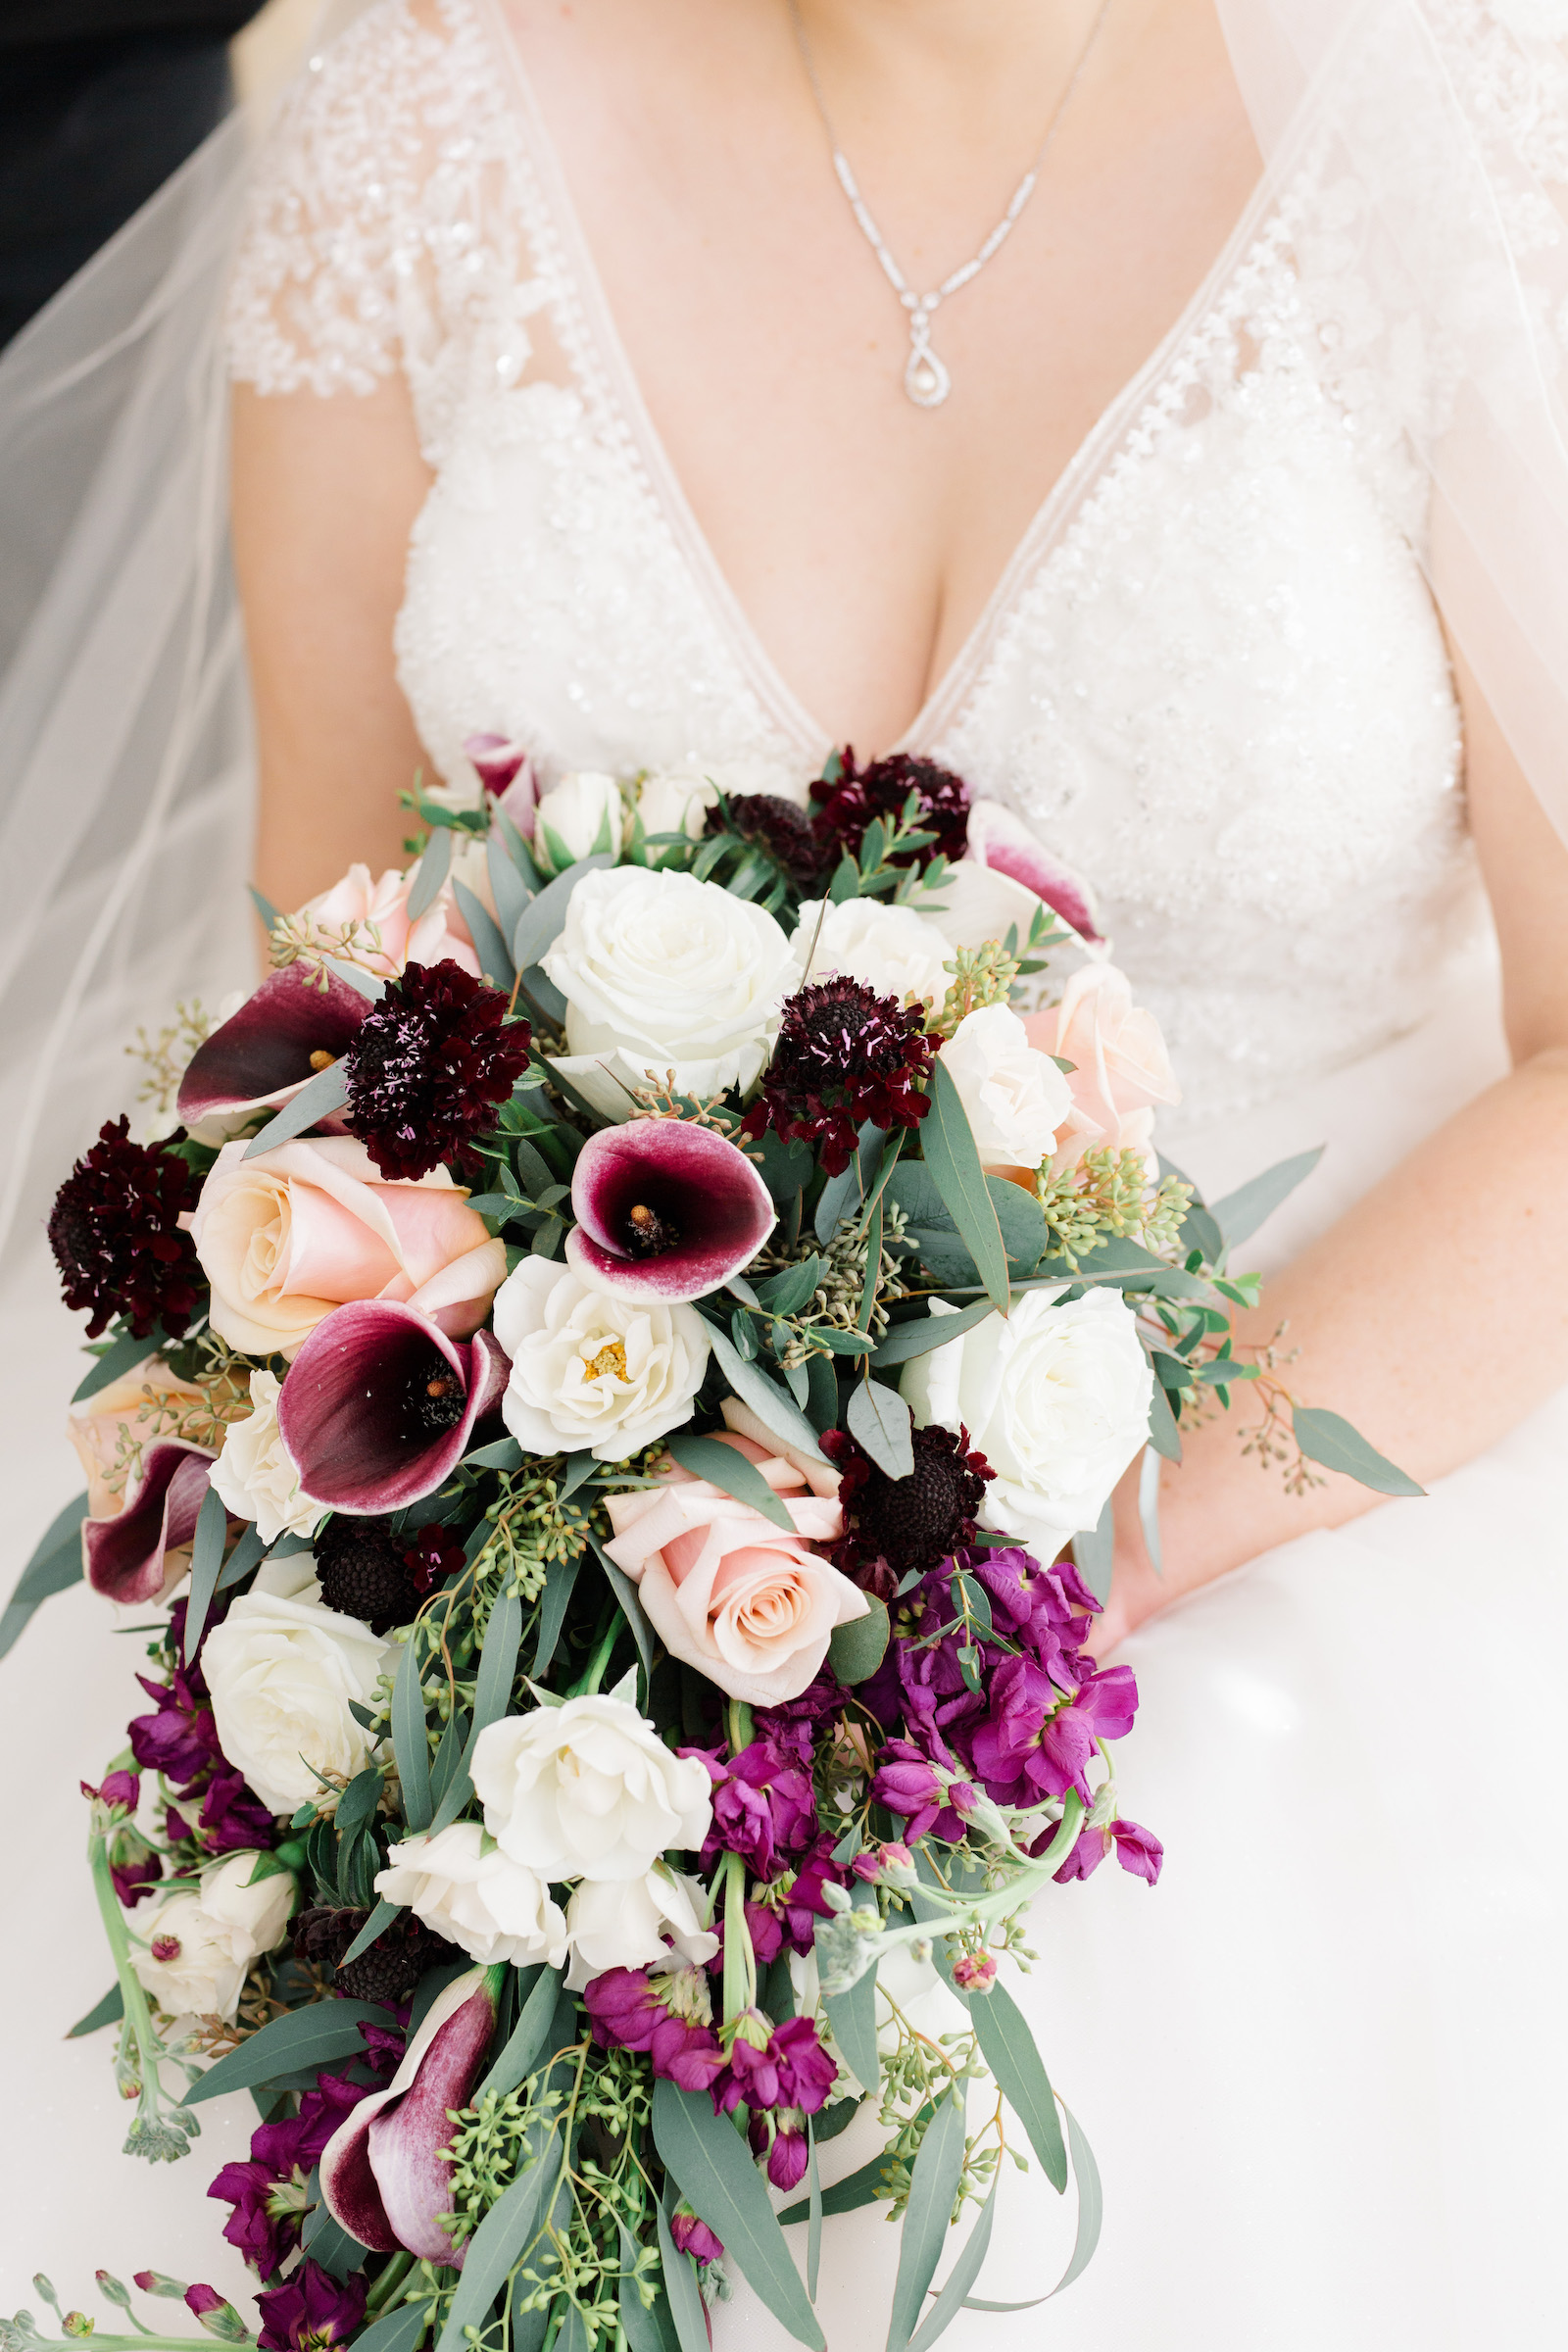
[584,1341,629,1384]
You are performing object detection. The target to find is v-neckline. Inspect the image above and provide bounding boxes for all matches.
[476,0,1286,765]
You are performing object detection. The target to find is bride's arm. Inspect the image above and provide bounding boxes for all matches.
[231,378,432,912]
[1098,642,1568,1647]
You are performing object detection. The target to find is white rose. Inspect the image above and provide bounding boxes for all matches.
[374,1823,567,1968]
[917,858,1042,954]
[792,896,953,1009]
[493,1254,710,1460]
[533,771,623,873]
[472,1691,712,1883]
[209,1370,323,1544]
[201,1556,392,1814]
[633,770,718,844]
[937,1003,1073,1171]
[563,1864,720,1990]
[901,1288,1152,1548]
[705,755,814,809]
[544,866,795,1122]
[129,1851,294,2021]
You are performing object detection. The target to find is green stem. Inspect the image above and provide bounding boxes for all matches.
[364,2252,416,2316]
[725,1698,754,1755]
[88,1830,171,2133]
[720,1850,755,2023]
[570,1611,621,1698]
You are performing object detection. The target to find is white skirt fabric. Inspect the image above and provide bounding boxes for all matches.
[2,966,1562,2344]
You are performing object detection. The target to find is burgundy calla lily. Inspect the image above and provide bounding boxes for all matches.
[464,732,538,832]
[964,798,1106,947]
[564,1120,775,1303]
[319,1965,500,2257]
[277,1299,509,1515]
[177,965,370,1139]
[85,1440,215,1604]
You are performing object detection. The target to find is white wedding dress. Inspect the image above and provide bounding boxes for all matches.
[1,0,1565,2342]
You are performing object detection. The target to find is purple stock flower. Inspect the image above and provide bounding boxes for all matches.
[255,2262,367,2352]
[750,2107,810,2190]
[696,1740,818,1881]
[278,1300,509,1516]
[195,1767,278,1856]
[212,2057,382,2276]
[969,1657,1140,1806]
[565,1119,776,1304]
[714,2013,837,2118]
[753,1669,849,1766]
[668,2205,724,2265]
[128,1664,222,1788]
[584,1967,726,2094]
[111,1847,163,1907]
[871,1739,976,1843]
[1052,1817,1164,1887]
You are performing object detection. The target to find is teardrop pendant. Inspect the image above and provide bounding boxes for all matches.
[904,338,952,409]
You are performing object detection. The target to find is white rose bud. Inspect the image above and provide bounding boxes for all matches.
[492,1256,710,1459]
[902,1288,1152,1548]
[533,771,623,874]
[544,865,795,1122]
[563,1864,720,1990]
[792,896,953,1010]
[374,1823,567,1968]
[938,1003,1073,1171]
[472,1691,713,1883]
[633,770,718,844]
[129,1851,294,2021]
[208,1370,323,1544]
[201,1557,392,1814]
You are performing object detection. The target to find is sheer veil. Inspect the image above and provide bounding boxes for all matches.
[0,0,1565,1275]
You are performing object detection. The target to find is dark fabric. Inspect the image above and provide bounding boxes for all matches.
[0,4,263,41]
[0,29,239,347]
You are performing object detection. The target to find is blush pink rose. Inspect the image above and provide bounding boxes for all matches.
[1024,963,1181,1168]
[603,1430,866,1706]
[304,860,481,980]
[189,1136,507,1358]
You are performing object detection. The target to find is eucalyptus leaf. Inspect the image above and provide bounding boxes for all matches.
[392,1634,432,1834]
[406,822,452,919]
[0,1491,88,1659]
[339,1896,402,1971]
[709,1324,828,1464]
[652,2081,824,2350]
[845,1380,913,1479]
[453,878,515,992]
[184,2000,396,2103]
[181,1484,229,1664]
[71,1325,165,1404]
[665,1433,795,1530]
[67,1984,123,2039]
[243,1059,350,1158]
[907,2175,998,2352]
[827,1592,889,1685]
[533,1551,581,1675]
[478,1964,560,2100]
[807,2123,823,2303]
[1137,1445,1163,1577]
[216,1521,267,1591]
[248,883,280,931]
[1146,1377,1183,1464]
[1069,1494,1114,1603]
[806,1350,839,1436]
[589,1535,658,1684]
[349,2306,427,2352]
[655,2195,711,2352]
[968,1981,1067,2192]
[1292,1406,1425,1497]
[814,1122,885,1244]
[511,851,617,972]
[434,2132,563,2352]
[886,2092,967,2352]
[916,1065,1010,1312]
[822,1962,879,2099]
[869,1299,996,1369]
[1209,1145,1324,1249]
[487,833,534,940]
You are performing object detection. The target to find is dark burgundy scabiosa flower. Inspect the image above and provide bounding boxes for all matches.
[705,792,830,895]
[342,957,531,1182]
[823,1423,994,1594]
[255,2261,367,2352]
[742,976,934,1177]
[809,751,970,874]
[313,1513,451,1635]
[48,1117,201,1338]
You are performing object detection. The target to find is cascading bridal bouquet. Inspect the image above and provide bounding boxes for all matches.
[3,748,1418,2352]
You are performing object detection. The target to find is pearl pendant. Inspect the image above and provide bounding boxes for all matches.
[904,340,952,409]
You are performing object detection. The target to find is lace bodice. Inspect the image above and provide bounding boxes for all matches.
[227,0,1492,1127]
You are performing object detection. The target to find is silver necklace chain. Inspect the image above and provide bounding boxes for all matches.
[785,0,1114,408]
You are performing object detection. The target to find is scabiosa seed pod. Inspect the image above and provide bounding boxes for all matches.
[705,792,830,894]
[47,1117,202,1338]
[809,751,970,873]
[741,976,934,1176]
[342,957,530,1182]
[314,1516,439,1635]
[823,1421,994,1588]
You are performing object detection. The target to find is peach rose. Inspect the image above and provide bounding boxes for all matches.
[68,1361,213,1521]
[189,1135,507,1358]
[303,858,482,980]
[603,1426,866,1706]
[1024,963,1180,1168]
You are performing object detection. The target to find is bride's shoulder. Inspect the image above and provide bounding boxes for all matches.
[227,0,524,403]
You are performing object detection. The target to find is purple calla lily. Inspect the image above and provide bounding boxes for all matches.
[277,1299,509,1515]
[177,965,369,1139]
[564,1120,775,1303]
[964,798,1106,946]
[85,1441,215,1605]
[319,1966,500,2257]
[464,733,538,831]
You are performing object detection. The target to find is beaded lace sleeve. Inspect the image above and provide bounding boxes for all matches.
[225,0,543,461]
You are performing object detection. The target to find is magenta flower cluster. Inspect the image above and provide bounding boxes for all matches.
[126,1599,274,1871]
[208,2026,403,2275]
[584,1967,835,2144]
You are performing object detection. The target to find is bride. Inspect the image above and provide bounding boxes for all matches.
[2,0,1567,2342]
